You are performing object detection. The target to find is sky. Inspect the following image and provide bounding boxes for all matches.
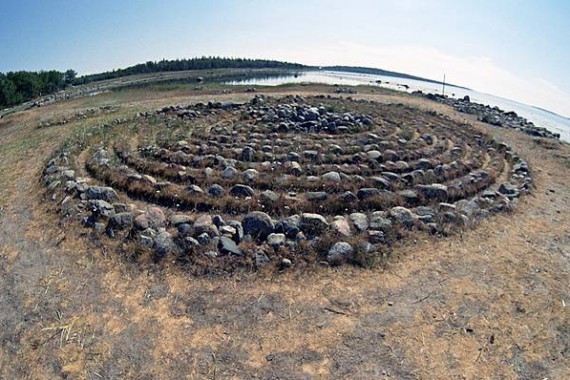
[1,0,569,117]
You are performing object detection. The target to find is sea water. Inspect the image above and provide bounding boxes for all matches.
[227,70,570,143]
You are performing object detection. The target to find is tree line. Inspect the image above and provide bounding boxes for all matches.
[0,57,305,109]
[0,69,76,108]
[74,57,306,84]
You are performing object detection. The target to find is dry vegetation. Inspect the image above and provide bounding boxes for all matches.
[0,81,568,379]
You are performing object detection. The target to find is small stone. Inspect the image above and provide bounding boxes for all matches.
[221,166,239,179]
[327,242,354,264]
[280,258,293,268]
[192,215,219,237]
[322,171,341,182]
[266,233,286,249]
[207,184,224,197]
[255,249,270,267]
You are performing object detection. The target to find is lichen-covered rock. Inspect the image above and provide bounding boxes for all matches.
[299,213,329,236]
[327,242,354,264]
[192,215,219,237]
[388,207,418,228]
[349,213,369,232]
[134,207,166,230]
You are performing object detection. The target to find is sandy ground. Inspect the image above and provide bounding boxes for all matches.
[0,84,568,379]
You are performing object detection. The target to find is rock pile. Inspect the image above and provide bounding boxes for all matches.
[42,95,532,272]
[417,92,560,140]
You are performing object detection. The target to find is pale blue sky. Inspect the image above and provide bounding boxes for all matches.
[1,0,569,116]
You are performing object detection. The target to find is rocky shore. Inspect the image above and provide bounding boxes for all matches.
[416,92,561,140]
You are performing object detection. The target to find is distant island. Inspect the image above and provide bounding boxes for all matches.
[531,105,570,120]
[321,65,468,89]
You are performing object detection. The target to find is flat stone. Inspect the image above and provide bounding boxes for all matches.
[86,186,119,202]
[218,236,242,256]
[306,191,329,201]
[230,184,255,197]
[170,214,193,226]
[322,171,341,182]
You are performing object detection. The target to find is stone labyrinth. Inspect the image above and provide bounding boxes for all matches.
[43,95,532,272]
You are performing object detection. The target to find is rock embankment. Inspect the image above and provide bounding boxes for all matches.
[417,92,560,140]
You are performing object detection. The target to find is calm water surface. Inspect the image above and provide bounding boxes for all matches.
[227,70,570,143]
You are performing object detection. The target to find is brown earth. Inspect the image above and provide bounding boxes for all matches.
[0,84,568,379]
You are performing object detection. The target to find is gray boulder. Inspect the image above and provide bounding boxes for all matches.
[299,213,329,236]
[107,212,133,232]
[218,236,242,256]
[275,215,301,238]
[221,166,239,179]
[134,207,166,230]
[327,242,354,264]
[349,213,369,232]
[207,184,224,197]
[192,215,219,237]
[415,184,448,201]
[332,216,351,237]
[242,211,275,239]
[88,200,115,218]
[155,230,175,257]
[86,186,119,202]
[230,184,255,197]
[389,207,417,228]
[322,171,341,182]
[369,211,393,231]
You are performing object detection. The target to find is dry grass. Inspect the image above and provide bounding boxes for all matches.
[0,81,568,379]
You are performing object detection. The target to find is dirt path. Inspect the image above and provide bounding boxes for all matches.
[0,88,568,379]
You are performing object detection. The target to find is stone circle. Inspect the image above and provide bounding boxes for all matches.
[42,95,532,272]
